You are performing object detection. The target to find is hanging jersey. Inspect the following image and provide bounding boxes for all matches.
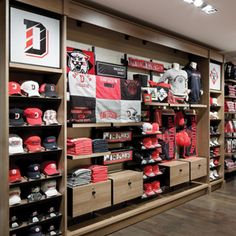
[159,69,188,97]
[185,67,201,103]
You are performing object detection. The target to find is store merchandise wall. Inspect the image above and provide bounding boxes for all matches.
[0,1,227,236]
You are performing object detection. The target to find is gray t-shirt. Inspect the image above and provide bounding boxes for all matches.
[159,68,188,97]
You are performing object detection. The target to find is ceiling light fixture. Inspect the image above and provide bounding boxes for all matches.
[182,0,218,14]
[201,4,218,14]
[193,0,203,7]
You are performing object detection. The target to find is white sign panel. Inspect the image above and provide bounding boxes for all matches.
[210,63,221,91]
[10,7,60,68]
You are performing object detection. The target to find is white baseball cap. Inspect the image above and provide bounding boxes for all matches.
[9,187,21,206]
[9,134,24,154]
[41,180,59,198]
[142,123,153,134]
[21,81,40,97]
[43,110,59,125]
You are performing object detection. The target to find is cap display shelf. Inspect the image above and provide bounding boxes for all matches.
[9,173,63,187]
[9,62,63,74]
[9,193,62,209]
[10,213,62,232]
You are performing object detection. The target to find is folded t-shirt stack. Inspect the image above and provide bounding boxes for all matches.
[88,165,108,183]
[67,168,91,187]
[67,138,92,155]
[92,139,109,153]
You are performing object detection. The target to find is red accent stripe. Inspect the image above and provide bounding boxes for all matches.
[26,28,33,38]
[25,38,33,49]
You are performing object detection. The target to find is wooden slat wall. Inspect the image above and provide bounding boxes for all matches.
[0,0,9,235]
[15,0,64,14]
[66,1,209,58]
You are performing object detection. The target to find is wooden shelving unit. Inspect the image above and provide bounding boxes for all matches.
[0,1,226,236]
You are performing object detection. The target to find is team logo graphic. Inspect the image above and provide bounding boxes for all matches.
[15,113,20,120]
[127,107,140,121]
[24,19,49,58]
[67,50,91,73]
[210,68,219,85]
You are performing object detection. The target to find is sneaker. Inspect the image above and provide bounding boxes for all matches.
[213,170,220,178]
[209,159,215,168]
[213,159,219,166]
[210,141,215,147]
[212,139,220,146]
[152,165,162,175]
[210,171,216,180]
[143,165,155,177]
[151,181,162,194]
[143,183,155,197]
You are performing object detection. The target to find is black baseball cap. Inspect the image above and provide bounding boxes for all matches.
[45,84,58,97]
[28,225,43,236]
[43,136,58,150]
[27,164,41,179]
[9,108,24,126]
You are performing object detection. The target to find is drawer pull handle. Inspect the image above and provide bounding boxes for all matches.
[198,164,201,168]
[92,190,96,196]
[128,180,132,186]
[179,169,183,172]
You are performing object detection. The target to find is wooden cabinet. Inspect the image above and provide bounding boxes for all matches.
[109,170,143,204]
[159,161,189,187]
[68,180,111,217]
[180,157,207,180]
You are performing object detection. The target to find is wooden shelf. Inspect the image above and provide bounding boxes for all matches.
[225,152,235,156]
[9,148,63,158]
[190,104,207,108]
[225,95,236,99]
[210,105,221,109]
[67,151,111,160]
[210,178,224,185]
[210,90,222,94]
[169,103,189,108]
[10,62,63,74]
[225,167,236,173]
[210,164,222,169]
[9,174,62,187]
[9,193,62,209]
[210,119,221,122]
[9,124,62,129]
[225,136,236,139]
[225,79,236,84]
[9,95,62,102]
[69,123,111,128]
[10,214,62,232]
[210,133,221,137]
[112,122,143,127]
[210,155,221,159]
[225,112,236,114]
[210,145,221,149]
[144,102,168,107]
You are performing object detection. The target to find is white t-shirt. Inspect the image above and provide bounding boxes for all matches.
[160,68,188,97]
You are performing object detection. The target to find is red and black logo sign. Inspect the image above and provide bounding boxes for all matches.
[24,19,48,58]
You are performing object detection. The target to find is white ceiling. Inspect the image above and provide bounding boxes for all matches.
[86,0,236,55]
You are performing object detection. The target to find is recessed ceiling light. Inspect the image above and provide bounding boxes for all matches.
[182,0,218,14]
[201,4,218,14]
[183,0,194,3]
[194,0,203,7]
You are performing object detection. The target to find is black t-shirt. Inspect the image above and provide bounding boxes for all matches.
[185,67,201,103]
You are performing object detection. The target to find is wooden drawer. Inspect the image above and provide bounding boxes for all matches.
[68,180,111,217]
[180,157,207,180]
[159,161,189,187]
[109,170,143,204]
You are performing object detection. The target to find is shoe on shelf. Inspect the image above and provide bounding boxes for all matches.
[210,141,215,147]
[213,170,220,178]
[210,171,216,181]
[143,183,155,197]
[212,139,220,146]
[209,159,215,168]
[151,181,162,194]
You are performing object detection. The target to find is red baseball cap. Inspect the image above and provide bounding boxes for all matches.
[41,161,59,176]
[24,108,43,125]
[9,82,22,96]
[24,136,42,152]
[9,167,22,183]
[142,138,153,149]
[152,123,160,133]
